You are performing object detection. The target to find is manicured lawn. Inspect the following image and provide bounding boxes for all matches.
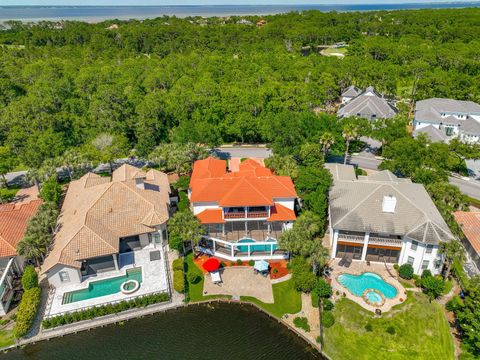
[0,329,14,348]
[322,47,347,56]
[185,253,231,302]
[241,279,302,318]
[324,292,454,360]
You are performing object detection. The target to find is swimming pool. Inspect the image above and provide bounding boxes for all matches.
[62,267,143,304]
[236,238,277,253]
[337,272,397,299]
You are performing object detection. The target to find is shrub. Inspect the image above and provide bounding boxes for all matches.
[386,326,396,335]
[421,269,432,279]
[399,264,414,280]
[422,276,445,300]
[291,257,317,292]
[220,261,226,268]
[187,272,200,285]
[42,292,170,329]
[316,336,322,344]
[173,270,185,293]
[323,299,334,311]
[446,295,463,312]
[365,323,373,332]
[322,311,335,328]
[236,259,243,265]
[293,317,310,332]
[21,265,38,290]
[13,287,41,338]
[248,260,255,266]
[39,176,62,205]
[393,264,399,271]
[314,278,332,299]
[173,176,190,191]
[273,268,278,274]
[172,258,184,271]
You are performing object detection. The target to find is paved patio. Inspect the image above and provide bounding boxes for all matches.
[330,258,407,313]
[45,244,169,317]
[203,267,274,303]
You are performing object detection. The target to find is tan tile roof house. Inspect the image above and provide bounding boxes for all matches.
[42,164,170,273]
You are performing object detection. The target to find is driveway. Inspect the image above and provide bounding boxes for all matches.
[211,146,272,160]
[203,267,274,303]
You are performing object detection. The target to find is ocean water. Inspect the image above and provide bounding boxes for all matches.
[2,303,324,360]
[0,3,479,22]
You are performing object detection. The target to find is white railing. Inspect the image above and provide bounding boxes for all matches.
[368,236,403,247]
[338,234,365,243]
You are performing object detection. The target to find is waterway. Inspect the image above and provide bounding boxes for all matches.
[2,303,324,360]
[1,3,480,22]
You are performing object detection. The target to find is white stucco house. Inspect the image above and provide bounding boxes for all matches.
[326,164,454,275]
[189,157,298,261]
[413,98,480,144]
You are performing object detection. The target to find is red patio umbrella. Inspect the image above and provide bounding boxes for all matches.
[203,258,220,272]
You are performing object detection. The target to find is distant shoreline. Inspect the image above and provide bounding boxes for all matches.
[1,3,479,23]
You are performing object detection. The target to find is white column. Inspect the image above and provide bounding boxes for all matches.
[417,243,427,275]
[112,254,119,271]
[361,232,370,261]
[231,244,234,258]
[270,243,274,256]
[248,244,251,257]
[212,240,216,253]
[398,239,407,265]
[331,230,339,259]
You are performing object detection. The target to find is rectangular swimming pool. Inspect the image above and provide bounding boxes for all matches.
[62,267,143,304]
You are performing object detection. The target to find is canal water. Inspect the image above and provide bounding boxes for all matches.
[3,303,323,360]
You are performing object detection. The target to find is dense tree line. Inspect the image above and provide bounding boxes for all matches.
[0,8,480,175]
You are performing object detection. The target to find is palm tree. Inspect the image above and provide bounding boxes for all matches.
[319,132,335,158]
[342,123,358,165]
[439,240,466,280]
[17,235,46,267]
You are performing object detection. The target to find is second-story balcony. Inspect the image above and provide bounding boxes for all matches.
[223,206,269,220]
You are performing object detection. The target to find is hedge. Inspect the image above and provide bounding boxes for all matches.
[322,311,335,328]
[172,258,184,271]
[21,265,38,290]
[42,292,170,329]
[173,270,185,293]
[13,287,41,338]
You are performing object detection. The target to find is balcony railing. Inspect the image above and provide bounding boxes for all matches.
[368,236,403,247]
[338,234,365,243]
[224,211,269,219]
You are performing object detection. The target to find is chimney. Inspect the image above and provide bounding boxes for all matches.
[135,176,146,190]
[382,195,396,213]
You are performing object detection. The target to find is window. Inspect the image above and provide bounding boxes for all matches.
[59,271,70,283]
[407,256,415,266]
[153,233,161,244]
[426,245,433,254]
[421,260,429,270]
[411,241,418,251]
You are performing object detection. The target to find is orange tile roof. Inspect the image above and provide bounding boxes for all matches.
[454,211,480,255]
[190,157,297,207]
[0,199,42,258]
[268,204,296,222]
[196,209,225,224]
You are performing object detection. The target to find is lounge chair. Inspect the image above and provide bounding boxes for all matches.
[338,256,347,267]
[210,270,222,284]
[344,256,352,268]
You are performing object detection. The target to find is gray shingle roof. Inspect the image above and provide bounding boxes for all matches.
[341,85,361,98]
[413,125,450,143]
[326,164,453,245]
[415,98,480,125]
[337,87,397,119]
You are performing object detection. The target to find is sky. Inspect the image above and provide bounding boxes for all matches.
[3,0,480,6]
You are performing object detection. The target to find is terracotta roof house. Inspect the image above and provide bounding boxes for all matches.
[338,86,397,120]
[0,198,42,315]
[326,163,453,275]
[189,157,297,261]
[413,98,480,144]
[454,211,480,274]
[42,164,171,293]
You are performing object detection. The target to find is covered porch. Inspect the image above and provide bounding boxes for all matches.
[332,230,403,264]
[204,221,284,243]
[0,258,21,316]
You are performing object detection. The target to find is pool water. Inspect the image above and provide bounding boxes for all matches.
[365,291,383,303]
[236,238,277,253]
[63,268,143,304]
[338,272,397,299]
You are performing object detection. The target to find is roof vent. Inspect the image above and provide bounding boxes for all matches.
[382,195,396,213]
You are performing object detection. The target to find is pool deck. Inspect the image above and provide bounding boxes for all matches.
[330,258,407,312]
[45,244,169,317]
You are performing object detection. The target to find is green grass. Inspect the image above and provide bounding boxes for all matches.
[324,292,454,360]
[322,47,347,56]
[293,317,311,332]
[467,196,480,209]
[0,185,21,202]
[185,253,231,302]
[311,291,319,308]
[398,279,415,289]
[0,330,14,348]
[241,279,302,318]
